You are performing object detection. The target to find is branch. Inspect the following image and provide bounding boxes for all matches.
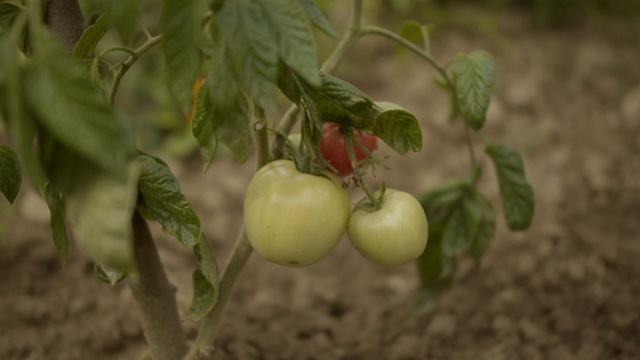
[129,211,189,360]
[44,0,85,50]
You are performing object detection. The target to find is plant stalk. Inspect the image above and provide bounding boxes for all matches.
[346,135,380,209]
[358,25,455,91]
[183,105,271,359]
[108,34,163,105]
[129,211,189,360]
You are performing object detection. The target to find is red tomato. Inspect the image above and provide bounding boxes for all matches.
[319,122,377,177]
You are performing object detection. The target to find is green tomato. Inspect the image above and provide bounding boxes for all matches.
[244,160,350,267]
[348,189,429,267]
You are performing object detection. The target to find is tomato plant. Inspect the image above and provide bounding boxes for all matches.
[0,0,535,359]
[244,160,349,266]
[348,189,429,267]
[319,122,378,177]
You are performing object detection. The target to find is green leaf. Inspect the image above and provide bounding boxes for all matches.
[0,2,20,31]
[24,29,135,179]
[43,183,69,267]
[263,0,319,85]
[191,81,217,172]
[217,0,320,109]
[297,0,339,38]
[94,263,126,286]
[64,162,139,271]
[162,0,202,114]
[417,177,471,217]
[299,72,378,129]
[414,229,457,316]
[0,143,21,203]
[217,0,278,110]
[466,192,496,264]
[372,101,422,154]
[136,154,201,248]
[189,235,219,319]
[206,53,253,164]
[453,50,495,130]
[104,0,140,42]
[486,143,535,230]
[71,13,110,59]
[442,205,467,256]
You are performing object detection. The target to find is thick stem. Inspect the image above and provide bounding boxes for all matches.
[129,211,189,360]
[44,0,85,50]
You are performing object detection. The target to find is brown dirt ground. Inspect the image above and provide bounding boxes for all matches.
[1,8,640,360]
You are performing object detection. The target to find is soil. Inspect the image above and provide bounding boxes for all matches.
[1,7,640,360]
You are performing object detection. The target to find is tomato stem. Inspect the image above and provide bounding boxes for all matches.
[254,106,272,169]
[346,133,381,209]
[358,25,455,92]
[108,34,163,105]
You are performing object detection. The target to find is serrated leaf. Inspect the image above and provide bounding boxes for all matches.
[217,0,278,110]
[162,0,202,114]
[71,13,110,59]
[486,143,535,230]
[442,205,467,255]
[453,50,495,130]
[136,153,201,248]
[372,102,422,154]
[65,162,139,271]
[298,72,378,129]
[0,143,21,203]
[95,263,125,285]
[191,81,217,172]
[263,0,319,85]
[297,0,339,38]
[104,0,140,42]
[467,192,496,264]
[216,0,320,109]
[24,29,135,179]
[206,53,253,164]
[189,235,219,319]
[43,184,69,267]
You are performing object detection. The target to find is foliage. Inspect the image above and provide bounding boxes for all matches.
[0,0,535,358]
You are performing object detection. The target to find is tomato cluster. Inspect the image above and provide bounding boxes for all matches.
[319,122,378,177]
[243,122,429,268]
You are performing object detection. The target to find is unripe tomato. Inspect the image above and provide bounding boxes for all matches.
[244,160,350,267]
[319,122,377,177]
[348,189,428,267]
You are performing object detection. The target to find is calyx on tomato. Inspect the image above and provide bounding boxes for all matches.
[318,122,377,177]
[348,189,429,267]
[243,160,350,267]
